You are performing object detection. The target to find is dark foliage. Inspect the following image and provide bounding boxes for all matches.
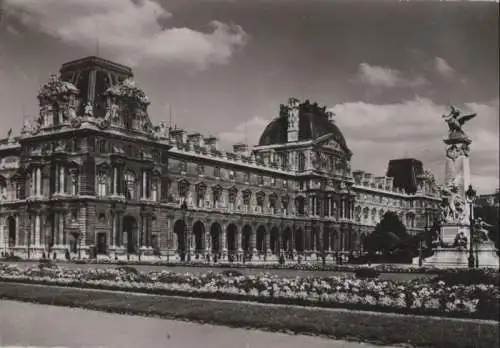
[116,266,139,275]
[220,269,244,277]
[354,268,380,279]
[433,268,500,286]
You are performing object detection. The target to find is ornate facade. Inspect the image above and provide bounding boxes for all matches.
[0,56,441,261]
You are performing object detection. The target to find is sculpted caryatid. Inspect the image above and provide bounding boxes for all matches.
[442,105,476,139]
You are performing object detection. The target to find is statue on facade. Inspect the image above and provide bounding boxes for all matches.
[7,128,15,143]
[186,190,194,207]
[84,102,94,118]
[21,119,41,135]
[442,105,476,139]
[153,121,170,139]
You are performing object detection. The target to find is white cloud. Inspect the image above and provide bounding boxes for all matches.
[434,57,456,78]
[332,97,499,194]
[218,116,270,149]
[357,62,428,88]
[3,0,247,70]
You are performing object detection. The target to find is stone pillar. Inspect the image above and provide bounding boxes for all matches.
[111,213,116,248]
[59,166,65,194]
[221,228,227,252]
[59,213,64,247]
[142,171,147,199]
[15,215,19,247]
[34,214,40,246]
[37,168,42,196]
[112,167,118,195]
[236,229,242,252]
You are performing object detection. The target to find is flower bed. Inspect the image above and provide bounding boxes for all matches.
[0,264,498,320]
[66,258,500,274]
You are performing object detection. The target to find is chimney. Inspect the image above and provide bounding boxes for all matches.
[169,128,186,144]
[233,143,249,155]
[204,136,218,150]
[187,133,203,147]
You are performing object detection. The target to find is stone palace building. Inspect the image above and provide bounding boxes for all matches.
[0,56,441,261]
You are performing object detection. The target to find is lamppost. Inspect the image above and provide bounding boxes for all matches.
[465,184,476,268]
[419,207,428,267]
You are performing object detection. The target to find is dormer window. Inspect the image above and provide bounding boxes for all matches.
[258,175,264,185]
[197,165,204,176]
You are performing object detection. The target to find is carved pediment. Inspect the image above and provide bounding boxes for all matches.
[320,138,341,150]
[38,74,79,102]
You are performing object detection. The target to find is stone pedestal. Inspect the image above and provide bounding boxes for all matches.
[416,224,499,269]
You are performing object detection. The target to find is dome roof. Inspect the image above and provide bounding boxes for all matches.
[258,100,351,154]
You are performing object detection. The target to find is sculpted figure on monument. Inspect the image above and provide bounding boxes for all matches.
[442,105,476,139]
[84,102,94,118]
[440,184,467,224]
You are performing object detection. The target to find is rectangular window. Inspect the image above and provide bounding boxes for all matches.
[258,175,264,185]
[214,167,221,178]
[271,177,276,186]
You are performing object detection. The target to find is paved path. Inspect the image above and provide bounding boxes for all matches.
[0,300,395,348]
[3,261,428,281]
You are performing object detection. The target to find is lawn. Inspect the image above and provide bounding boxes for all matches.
[0,281,497,348]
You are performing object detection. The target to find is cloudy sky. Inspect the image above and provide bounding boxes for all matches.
[0,0,498,193]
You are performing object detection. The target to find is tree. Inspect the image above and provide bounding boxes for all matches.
[367,211,411,255]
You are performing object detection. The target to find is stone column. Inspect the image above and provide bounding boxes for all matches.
[113,167,118,195]
[221,228,227,252]
[34,214,40,246]
[265,230,271,254]
[236,228,242,252]
[111,213,116,248]
[15,215,19,247]
[37,168,42,196]
[142,171,147,199]
[59,213,64,247]
[59,166,65,194]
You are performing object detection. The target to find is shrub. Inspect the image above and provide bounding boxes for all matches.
[354,268,380,279]
[434,268,500,286]
[221,269,244,277]
[116,266,139,275]
[2,254,23,261]
[38,259,56,269]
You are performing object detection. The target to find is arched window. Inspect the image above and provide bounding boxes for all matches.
[256,192,265,213]
[124,171,136,199]
[178,180,189,199]
[151,177,159,202]
[297,152,305,171]
[228,187,237,211]
[0,177,7,200]
[243,190,251,212]
[97,171,108,197]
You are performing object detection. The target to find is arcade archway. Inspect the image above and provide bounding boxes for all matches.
[226,224,237,258]
[174,220,187,258]
[210,222,222,253]
[256,226,266,253]
[295,229,304,252]
[242,225,252,254]
[193,221,205,253]
[7,216,16,247]
[123,215,137,254]
[270,227,280,255]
